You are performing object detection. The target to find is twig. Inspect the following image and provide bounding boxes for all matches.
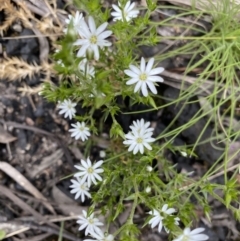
[0,119,75,172]
[0,162,55,214]
[1,33,63,40]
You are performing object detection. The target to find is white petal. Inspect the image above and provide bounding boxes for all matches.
[146,58,154,73]
[146,81,157,94]
[134,81,142,93]
[149,67,164,75]
[112,4,121,12]
[140,57,146,72]
[126,78,139,85]
[92,44,99,60]
[77,44,89,57]
[129,65,141,74]
[88,16,96,33]
[143,142,152,150]
[190,228,205,235]
[96,22,108,35]
[158,221,163,233]
[124,1,131,11]
[148,76,164,82]
[124,69,138,78]
[139,144,144,154]
[93,160,103,169]
[133,144,139,154]
[141,82,148,96]
[192,234,209,240]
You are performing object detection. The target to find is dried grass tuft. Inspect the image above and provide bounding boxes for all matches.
[0,57,42,81]
[18,83,43,95]
[1,0,65,94]
[0,0,17,36]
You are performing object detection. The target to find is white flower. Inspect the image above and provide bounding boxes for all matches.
[111,1,139,22]
[180,151,188,157]
[64,11,84,33]
[124,57,164,97]
[74,16,112,60]
[173,227,209,241]
[57,59,65,67]
[74,158,104,187]
[77,210,103,236]
[130,118,154,133]
[148,204,176,233]
[146,165,153,172]
[123,119,155,154]
[99,150,106,158]
[145,186,151,193]
[69,122,91,141]
[79,58,95,77]
[84,230,114,241]
[69,177,91,202]
[55,49,65,67]
[57,99,77,120]
[174,217,180,226]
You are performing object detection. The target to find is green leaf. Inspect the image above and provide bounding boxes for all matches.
[0,230,6,240]
[148,96,158,109]
[124,193,136,201]
[146,0,157,11]
[96,69,112,79]
[110,121,125,139]
[225,192,232,208]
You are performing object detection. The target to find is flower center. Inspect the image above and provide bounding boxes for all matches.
[136,137,143,143]
[139,73,147,81]
[182,235,189,241]
[90,35,97,44]
[80,184,85,190]
[87,167,93,173]
[79,127,85,131]
[88,218,94,224]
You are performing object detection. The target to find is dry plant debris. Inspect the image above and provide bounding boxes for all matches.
[0,0,240,240]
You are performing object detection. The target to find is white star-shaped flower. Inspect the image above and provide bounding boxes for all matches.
[84,229,114,241]
[69,177,91,202]
[69,122,91,141]
[78,58,95,77]
[148,204,176,233]
[57,99,77,120]
[130,118,154,133]
[64,11,84,33]
[173,227,209,241]
[74,158,104,187]
[111,1,139,22]
[124,57,164,97]
[77,210,103,236]
[74,16,112,60]
[123,119,155,154]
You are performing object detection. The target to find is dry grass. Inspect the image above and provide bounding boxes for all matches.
[1,57,42,81]
[0,0,67,95]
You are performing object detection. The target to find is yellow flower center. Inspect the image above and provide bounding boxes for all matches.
[136,137,143,143]
[182,235,189,241]
[139,73,147,81]
[88,167,93,173]
[88,218,94,224]
[90,35,97,44]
